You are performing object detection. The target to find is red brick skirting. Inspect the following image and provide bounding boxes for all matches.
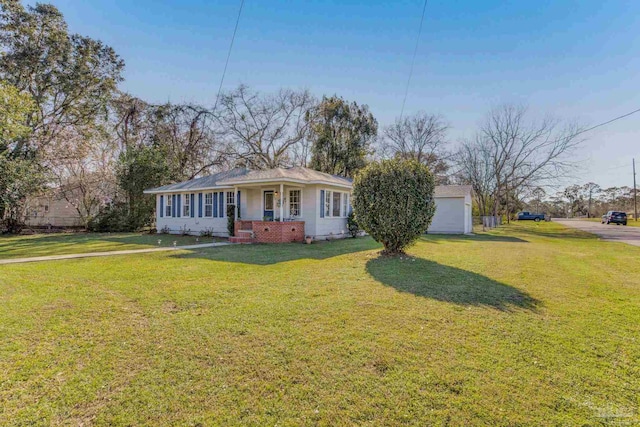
[235,220,305,243]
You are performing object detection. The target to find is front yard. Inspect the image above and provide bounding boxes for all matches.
[1,223,639,425]
[0,233,206,260]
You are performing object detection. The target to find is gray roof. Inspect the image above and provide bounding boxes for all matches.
[143,168,250,193]
[220,167,352,187]
[144,167,352,193]
[434,185,472,198]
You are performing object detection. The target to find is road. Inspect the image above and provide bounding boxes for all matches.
[553,219,640,247]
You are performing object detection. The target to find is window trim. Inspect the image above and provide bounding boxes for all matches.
[165,194,173,217]
[204,192,213,217]
[332,191,341,217]
[322,189,350,218]
[289,189,302,217]
[183,193,191,217]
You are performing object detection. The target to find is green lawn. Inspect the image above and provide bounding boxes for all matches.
[0,232,212,259]
[1,223,639,425]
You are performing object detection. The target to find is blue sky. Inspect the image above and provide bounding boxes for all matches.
[38,0,640,190]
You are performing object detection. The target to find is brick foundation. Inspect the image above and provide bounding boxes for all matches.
[235,220,305,243]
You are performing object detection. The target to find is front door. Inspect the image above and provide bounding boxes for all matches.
[263,191,274,221]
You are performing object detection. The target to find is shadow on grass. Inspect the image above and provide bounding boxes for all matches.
[422,233,528,243]
[366,255,539,311]
[171,237,382,265]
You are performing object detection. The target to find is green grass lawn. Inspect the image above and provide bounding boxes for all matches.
[1,222,639,425]
[0,232,213,260]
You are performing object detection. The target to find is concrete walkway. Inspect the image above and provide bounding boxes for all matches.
[0,242,230,265]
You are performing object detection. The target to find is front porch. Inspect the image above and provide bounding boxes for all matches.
[231,220,305,244]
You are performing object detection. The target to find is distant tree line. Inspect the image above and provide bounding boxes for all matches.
[523,184,637,218]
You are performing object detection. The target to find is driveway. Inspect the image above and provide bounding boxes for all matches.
[553,219,640,247]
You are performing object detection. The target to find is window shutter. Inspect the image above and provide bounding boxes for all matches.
[320,190,325,218]
[198,193,203,217]
[172,195,176,217]
[237,190,241,218]
[219,192,225,217]
[177,194,182,217]
[213,192,218,217]
[160,195,164,218]
[190,193,195,218]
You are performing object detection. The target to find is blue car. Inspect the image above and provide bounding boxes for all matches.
[517,211,546,222]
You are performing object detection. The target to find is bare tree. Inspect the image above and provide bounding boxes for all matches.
[383,112,450,183]
[152,104,227,179]
[215,85,316,169]
[456,135,496,216]
[462,104,585,220]
[46,127,117,226]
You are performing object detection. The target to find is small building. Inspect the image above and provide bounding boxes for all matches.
[144,167,473,243]
[428,185,473,234]
[24,193,85,228]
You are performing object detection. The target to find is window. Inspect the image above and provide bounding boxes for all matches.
[332,192,341,217]
[343,193,349,217]
[289,190,301,216]
[323,190,348,218]
[165,195,172,217]
[183,194,190,217]
[226,191,235,216]
[204,193,213,217]
[325,191,331,217]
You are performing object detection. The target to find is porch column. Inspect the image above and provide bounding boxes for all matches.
[234,186,238,220]
[279,183,284,222]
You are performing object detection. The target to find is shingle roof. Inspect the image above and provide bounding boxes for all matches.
[220,167,353,187]
[144,167,352,193]
[143,168,250,193]
[434,185,472,198]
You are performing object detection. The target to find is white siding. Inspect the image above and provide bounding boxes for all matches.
[428,197,468,234]
[156,193,230,236]
[312,185,350,239]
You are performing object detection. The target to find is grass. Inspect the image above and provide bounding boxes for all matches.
[1,222,639,425]
[0,233,212,260]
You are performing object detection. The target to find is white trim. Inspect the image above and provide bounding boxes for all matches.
[288,189,302,218]
[322,189,350,219]
[204,192,213,218]
[183,193,191,217]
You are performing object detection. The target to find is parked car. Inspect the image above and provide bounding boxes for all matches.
[601,211,627,225]
[517,211,546,222]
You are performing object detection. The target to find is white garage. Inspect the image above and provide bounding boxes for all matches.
[427,185,473,234]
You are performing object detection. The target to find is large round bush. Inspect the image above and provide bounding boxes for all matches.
[352,159,436,254]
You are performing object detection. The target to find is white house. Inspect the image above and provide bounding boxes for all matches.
[428,185,473,234]
[144,167,473,243]
[143,167,354,243]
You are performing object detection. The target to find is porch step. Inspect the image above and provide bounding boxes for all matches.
[229,236,256,244]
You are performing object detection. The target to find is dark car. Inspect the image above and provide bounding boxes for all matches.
[602,211,627,225]
[517,211,546,222]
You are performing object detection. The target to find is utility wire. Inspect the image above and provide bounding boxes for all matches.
[400,0,428,120]
[213,0,245,112]
[571,107,640,139]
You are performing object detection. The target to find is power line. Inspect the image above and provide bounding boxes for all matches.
[572,107,640,138]
[213,0,245,112]
[400,0,428,120]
